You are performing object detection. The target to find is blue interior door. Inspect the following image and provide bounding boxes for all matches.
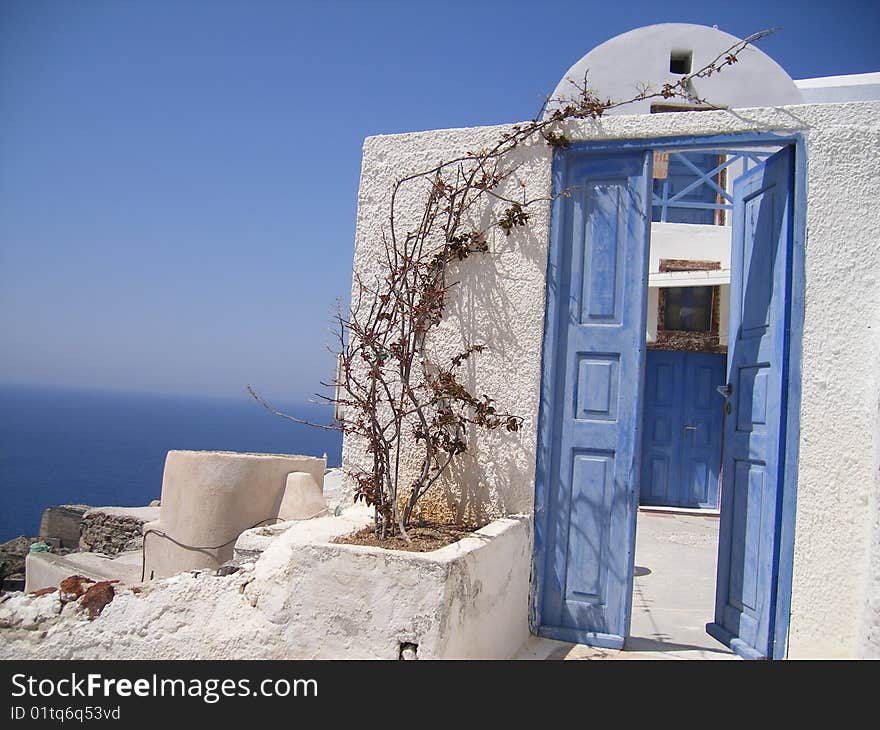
[641,350,725,509]
[681,352,726,508]
[536,150,650,648]
[640,351,684,506]
[708,146,794,659]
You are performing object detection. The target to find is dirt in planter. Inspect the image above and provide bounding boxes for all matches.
[334,521,487,553]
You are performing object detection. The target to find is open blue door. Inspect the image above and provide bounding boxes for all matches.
[535,150,651,648]
[708,146,794,659]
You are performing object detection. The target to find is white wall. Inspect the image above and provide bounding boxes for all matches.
[347,101,880,657]
[796,72,880,104]
[346,126,554,523]
[649,223,730,272]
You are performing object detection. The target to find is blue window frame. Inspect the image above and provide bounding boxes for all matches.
[651,149,775,225]
[652,151,719,224]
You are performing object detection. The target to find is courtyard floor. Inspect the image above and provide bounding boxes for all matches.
[516,510,736,660]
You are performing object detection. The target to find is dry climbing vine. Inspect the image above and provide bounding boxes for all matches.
[250,29,774,540]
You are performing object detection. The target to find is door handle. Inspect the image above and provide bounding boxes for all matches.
[684,425,698,431]
[716,383,732,398]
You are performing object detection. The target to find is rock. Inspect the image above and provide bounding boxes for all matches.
[39,505,89,549]
[29,587,57,597]
[79,507,159,556]
[78,581,115,620]
[1,536,44,589]
[59,575,94,603]
[1,577,24,593]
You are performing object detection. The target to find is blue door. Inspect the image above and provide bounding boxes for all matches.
[534,150,651,648]
[708,147,794,659]
[640,350,725,509]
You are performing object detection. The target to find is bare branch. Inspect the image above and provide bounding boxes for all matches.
[257,29,771,538]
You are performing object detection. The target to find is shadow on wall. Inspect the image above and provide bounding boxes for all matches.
[430,170,551,524]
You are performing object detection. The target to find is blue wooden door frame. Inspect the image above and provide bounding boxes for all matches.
[531,132,806,660]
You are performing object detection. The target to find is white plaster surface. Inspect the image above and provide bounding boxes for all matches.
[233,504,372,561]
[322,467,345,508]
[649,223,730,272]
[247,514,531,659]
[0,511,530,660]
[275,472,328,521]
[344,125,554,523]
[345,100,880,657]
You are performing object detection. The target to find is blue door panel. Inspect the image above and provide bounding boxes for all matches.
[537,150,651,647]
[709,146,793,659]
[640,350,724,509]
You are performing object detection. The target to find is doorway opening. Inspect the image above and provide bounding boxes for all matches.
[531,133,804,660]
[631,142,796,659]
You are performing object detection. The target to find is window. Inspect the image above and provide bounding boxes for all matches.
[664,286,713,332]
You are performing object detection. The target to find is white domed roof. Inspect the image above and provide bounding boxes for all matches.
[547,24,802,117]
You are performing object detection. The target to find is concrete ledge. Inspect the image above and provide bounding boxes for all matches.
[25,551,143,593]
[233,505,372,562]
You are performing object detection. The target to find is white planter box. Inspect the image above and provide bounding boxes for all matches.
[247,513,533,659]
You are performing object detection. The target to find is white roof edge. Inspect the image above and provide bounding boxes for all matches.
[795,71,880,88]
[649,269,731,287]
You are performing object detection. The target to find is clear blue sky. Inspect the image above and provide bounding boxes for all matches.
[2,0,877,404]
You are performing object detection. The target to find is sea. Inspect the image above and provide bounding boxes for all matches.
[0,383,342,543]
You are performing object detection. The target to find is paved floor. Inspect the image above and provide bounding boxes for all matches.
[516,511,735,660]
[628,510,733,657]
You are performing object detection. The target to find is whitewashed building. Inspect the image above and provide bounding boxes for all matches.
[342,24,880,659]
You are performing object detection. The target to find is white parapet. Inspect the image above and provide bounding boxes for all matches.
[142,450,326,580]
